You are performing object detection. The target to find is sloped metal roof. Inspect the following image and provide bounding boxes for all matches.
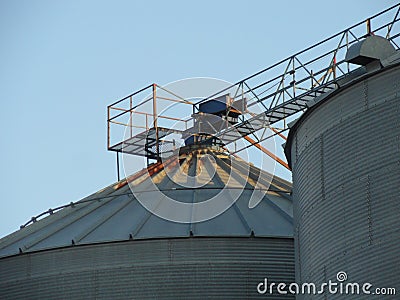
[0,147,292,258]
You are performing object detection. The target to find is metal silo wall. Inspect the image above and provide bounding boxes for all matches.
[290,65,400,299]
[0,237,294,299]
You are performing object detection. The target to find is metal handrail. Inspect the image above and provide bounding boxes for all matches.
[106,3,400,163]
[195,3,400,107]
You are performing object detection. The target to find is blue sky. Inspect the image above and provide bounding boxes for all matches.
[0,0,393,237]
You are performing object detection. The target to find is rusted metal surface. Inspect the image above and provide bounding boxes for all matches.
[244,135,290,170]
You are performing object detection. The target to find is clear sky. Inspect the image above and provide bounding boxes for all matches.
[0,0,393,238]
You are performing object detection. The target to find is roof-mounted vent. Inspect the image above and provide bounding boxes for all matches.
[345,35,396,66]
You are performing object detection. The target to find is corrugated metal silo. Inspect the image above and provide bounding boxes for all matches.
[285,36,400,298]
[0,147,295,299]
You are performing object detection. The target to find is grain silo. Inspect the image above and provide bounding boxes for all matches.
[2,4,400,300]
[0,146,295,299]
[284,34,400,297]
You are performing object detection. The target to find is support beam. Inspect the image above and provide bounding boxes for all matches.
[116,152,120,181]
[243,135,290,170]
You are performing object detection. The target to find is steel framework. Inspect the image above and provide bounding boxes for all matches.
[107,3,400,171]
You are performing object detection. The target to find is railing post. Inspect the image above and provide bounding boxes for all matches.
[333,55,337,80]
[366,18,372,35]
[152,83,160,161]
[311,70,314,88]
[346,31,350,72]
[107,106,110,149]
[129,96,133,138]
[292,57,296,97]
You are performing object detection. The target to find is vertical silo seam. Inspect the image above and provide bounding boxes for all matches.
[73,195,133,243]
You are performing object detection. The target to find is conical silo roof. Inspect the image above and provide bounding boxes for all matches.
[0,146,292,258]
